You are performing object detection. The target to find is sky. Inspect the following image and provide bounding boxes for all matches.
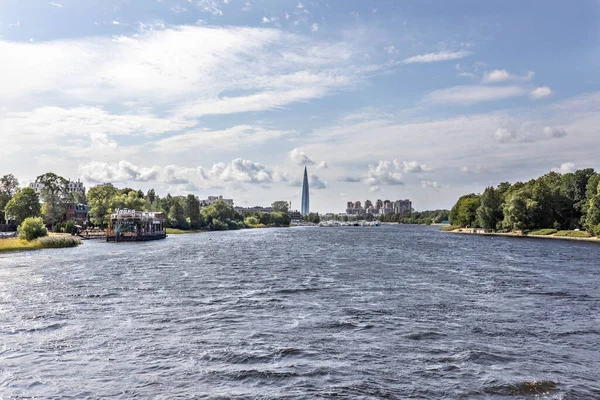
[1,0,599,213]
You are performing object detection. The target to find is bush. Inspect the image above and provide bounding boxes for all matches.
[244,216,260,227]
[36,236,80,248]
[528,229,558,236]
[554,230,592,238]
[18,217,48,241]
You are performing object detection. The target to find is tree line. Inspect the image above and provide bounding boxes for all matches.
[449,168,600,236]
[0,173,292,232]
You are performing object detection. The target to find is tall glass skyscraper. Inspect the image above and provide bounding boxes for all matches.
[301,166,310,215]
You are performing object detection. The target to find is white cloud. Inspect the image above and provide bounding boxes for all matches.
[171,5,187,14]
[290,148,316,166]
[543,126,567,139]
[421,180,443,190]
[297,2,304,8]
[494,128,517,143]
[403,50,471,64]
[398,160,431,173]
[199,158,280,185]
[284,12,290,20]
[364,160,404,189]
[460,165,482,174]
[369,185,380,193]
[384,45,396,55]
[530,86,553,99]
[423,85,526,104]
[317,161,328,169]
[79,161,190,184]
[482,69,534,83]
[310,23,319,32]
[192,0,224,16]
[552,162,576,174]
[49,2,63,7]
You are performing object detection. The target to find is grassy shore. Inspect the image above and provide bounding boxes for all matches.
[0,235,81,253]
[446,228,599,243]
[165,228,206,235]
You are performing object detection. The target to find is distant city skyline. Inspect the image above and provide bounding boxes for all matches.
[1,1,599,213]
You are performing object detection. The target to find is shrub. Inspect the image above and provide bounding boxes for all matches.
[244,216,260,227]
[528,229,558,236]
[18,217,48,241]
[36,236,81,248]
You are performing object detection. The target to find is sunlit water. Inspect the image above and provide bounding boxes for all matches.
[1,225,599,399]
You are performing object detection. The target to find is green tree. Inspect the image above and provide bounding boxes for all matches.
[0,174,20,223]
[585,181,600,234]
[502,189,538,231]
[168,199,189,230]
[200,201,244,230]
[185,194,204,229]
[147,189,156,205]
[36,173,69,229]
[111,191,146,211]
[271,201,289,213]
[304,212,320,224]
[88,184,118,227]
[3,187,41,225]
[477,187,503,231]
[270,212,291,227]
[18,217,48,241]
[450,194,481,227]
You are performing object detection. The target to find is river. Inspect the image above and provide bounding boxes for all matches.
[1,225,599,399]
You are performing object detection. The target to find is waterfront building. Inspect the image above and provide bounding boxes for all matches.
[235,206,273,213]
[200,195,234,207]
[65,203,90,225]
[106,209,166,242]
[301,166,310,215]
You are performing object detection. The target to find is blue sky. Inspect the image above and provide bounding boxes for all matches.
[1,0,599,212]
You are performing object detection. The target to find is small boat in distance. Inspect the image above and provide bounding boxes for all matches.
[106,209,167,242]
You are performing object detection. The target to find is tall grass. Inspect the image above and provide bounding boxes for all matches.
[440,225,460,232]
[166,228,204,235]
[0,236,81,253]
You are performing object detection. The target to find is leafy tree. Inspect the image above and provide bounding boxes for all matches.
[200,201,244,231]
[244,216,260,227]
[185,194,204,229]
[147,189,156,205]
[502,189,538,231]
[271,201,289,213]
[18,217,48,241]
[585,181,600,234]
[4,187,41,224]
[168,200,189,230]
[477,186,503,230]
[270,212,291,227]
[36,173,69,228]
[0,174,20,223]
[304,212,320,224]
[111,191,146,211]
[161,194,174,216]
[88,184,118,227]
[450,194,481,227]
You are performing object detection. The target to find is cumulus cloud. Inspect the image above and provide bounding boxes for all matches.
[199,158,277,184]
[317,161,328,169]
[482,69,534,83]
[530,86,553,99]
[403,50,471,64]
[543,126,567,139]
[552,162,576,174]
[192,0,224,16]
[398,160,432,173]
[290,148,316,166]
[424,85,526,104]
[79,161,185,184]
[364,160,404,189]
[310,23,319,32]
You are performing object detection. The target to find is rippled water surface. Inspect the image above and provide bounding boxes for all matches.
[1,225,599,399]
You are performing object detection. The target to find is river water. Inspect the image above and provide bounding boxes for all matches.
[0,225,599,399]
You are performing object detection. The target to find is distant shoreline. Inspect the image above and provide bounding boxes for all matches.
[447,229,600,243]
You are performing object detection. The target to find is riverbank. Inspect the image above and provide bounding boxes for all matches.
[447,228,600,243]
[0,234,82,253]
